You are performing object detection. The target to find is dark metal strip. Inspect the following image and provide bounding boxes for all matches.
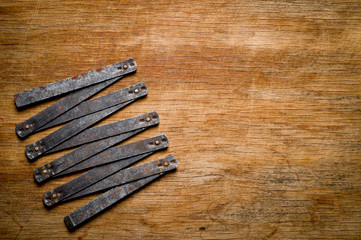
[36,82,147,132]
[47,110,158,153]
[14,58,137,108]
[25,102,126,161]
[64,173,163,231]
[33,129,144,183]
[42,135,168,206]
[16,76,121,138]
[57,152,153,177]
[63,155,177,202]
[57,131,166,176]
[43,152,153,207]
[33,117,159,183]
[36,133,167,185]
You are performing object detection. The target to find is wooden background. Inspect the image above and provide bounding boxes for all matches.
[0,0,360,239]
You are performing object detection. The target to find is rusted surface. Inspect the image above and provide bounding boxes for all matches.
[35,82,148,132]
[47,111,158,153]
[15,77,121,138]
[42,136,170,207]
[14,58,137,108]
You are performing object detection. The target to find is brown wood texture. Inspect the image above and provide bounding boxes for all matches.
[1,1,361,239]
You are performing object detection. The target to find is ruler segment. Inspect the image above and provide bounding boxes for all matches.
[57,131,166,176]
[57,152,153,177]
[25,103,125,161]
[43,152,152,207]
[14,58,137,108]
[36,133,167,185]
[33,113,160,183]
[33,130,143,183]
[36,82,147,132]
[16,76,121,138]
[64,174,163,231]
[64,155,177,202]
[44,155,177,207]
[47,110,158,153]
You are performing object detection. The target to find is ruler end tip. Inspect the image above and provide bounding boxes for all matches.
[64,215,76,231]
[159,133,168,142]
[14,94,22,108]
[33,168,46,184]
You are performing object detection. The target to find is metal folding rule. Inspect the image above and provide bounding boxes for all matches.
[15,57,178,231]
[63,155,177,231]
[15,58,137,139]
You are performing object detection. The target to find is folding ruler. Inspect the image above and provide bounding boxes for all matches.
[15,57,178,231]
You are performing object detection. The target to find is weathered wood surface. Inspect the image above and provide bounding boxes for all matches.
[0,1,360,239]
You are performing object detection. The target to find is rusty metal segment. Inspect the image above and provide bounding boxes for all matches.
[57,151,153,177]
[33,129,144,183]
[43,149,160,207]
[44,155,177,207]
[33,122,159,183]
[36,82,148,132]
[37,133,167,185]
[57,132,167,176]
[14,58,137,108]
[64,155,177,202]
[64,173,163,231]
[25,103,126,161]
[15,76,122,138]
[47,111,159,153]
[44,152,152,207]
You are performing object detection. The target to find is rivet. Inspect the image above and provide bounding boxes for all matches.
[123,64,128,69]
[25,124,30,130]
[34,146,39,151]
[52,193,57,198]
[43,169,47,174]
[155,140,160,145]
[146,117,151,122]
[134,88,139,93]
[164,161,169,166]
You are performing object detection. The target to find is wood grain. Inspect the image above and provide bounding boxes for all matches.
[0,0,360,239]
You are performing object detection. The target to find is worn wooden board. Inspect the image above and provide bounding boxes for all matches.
[0,0,360,239]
